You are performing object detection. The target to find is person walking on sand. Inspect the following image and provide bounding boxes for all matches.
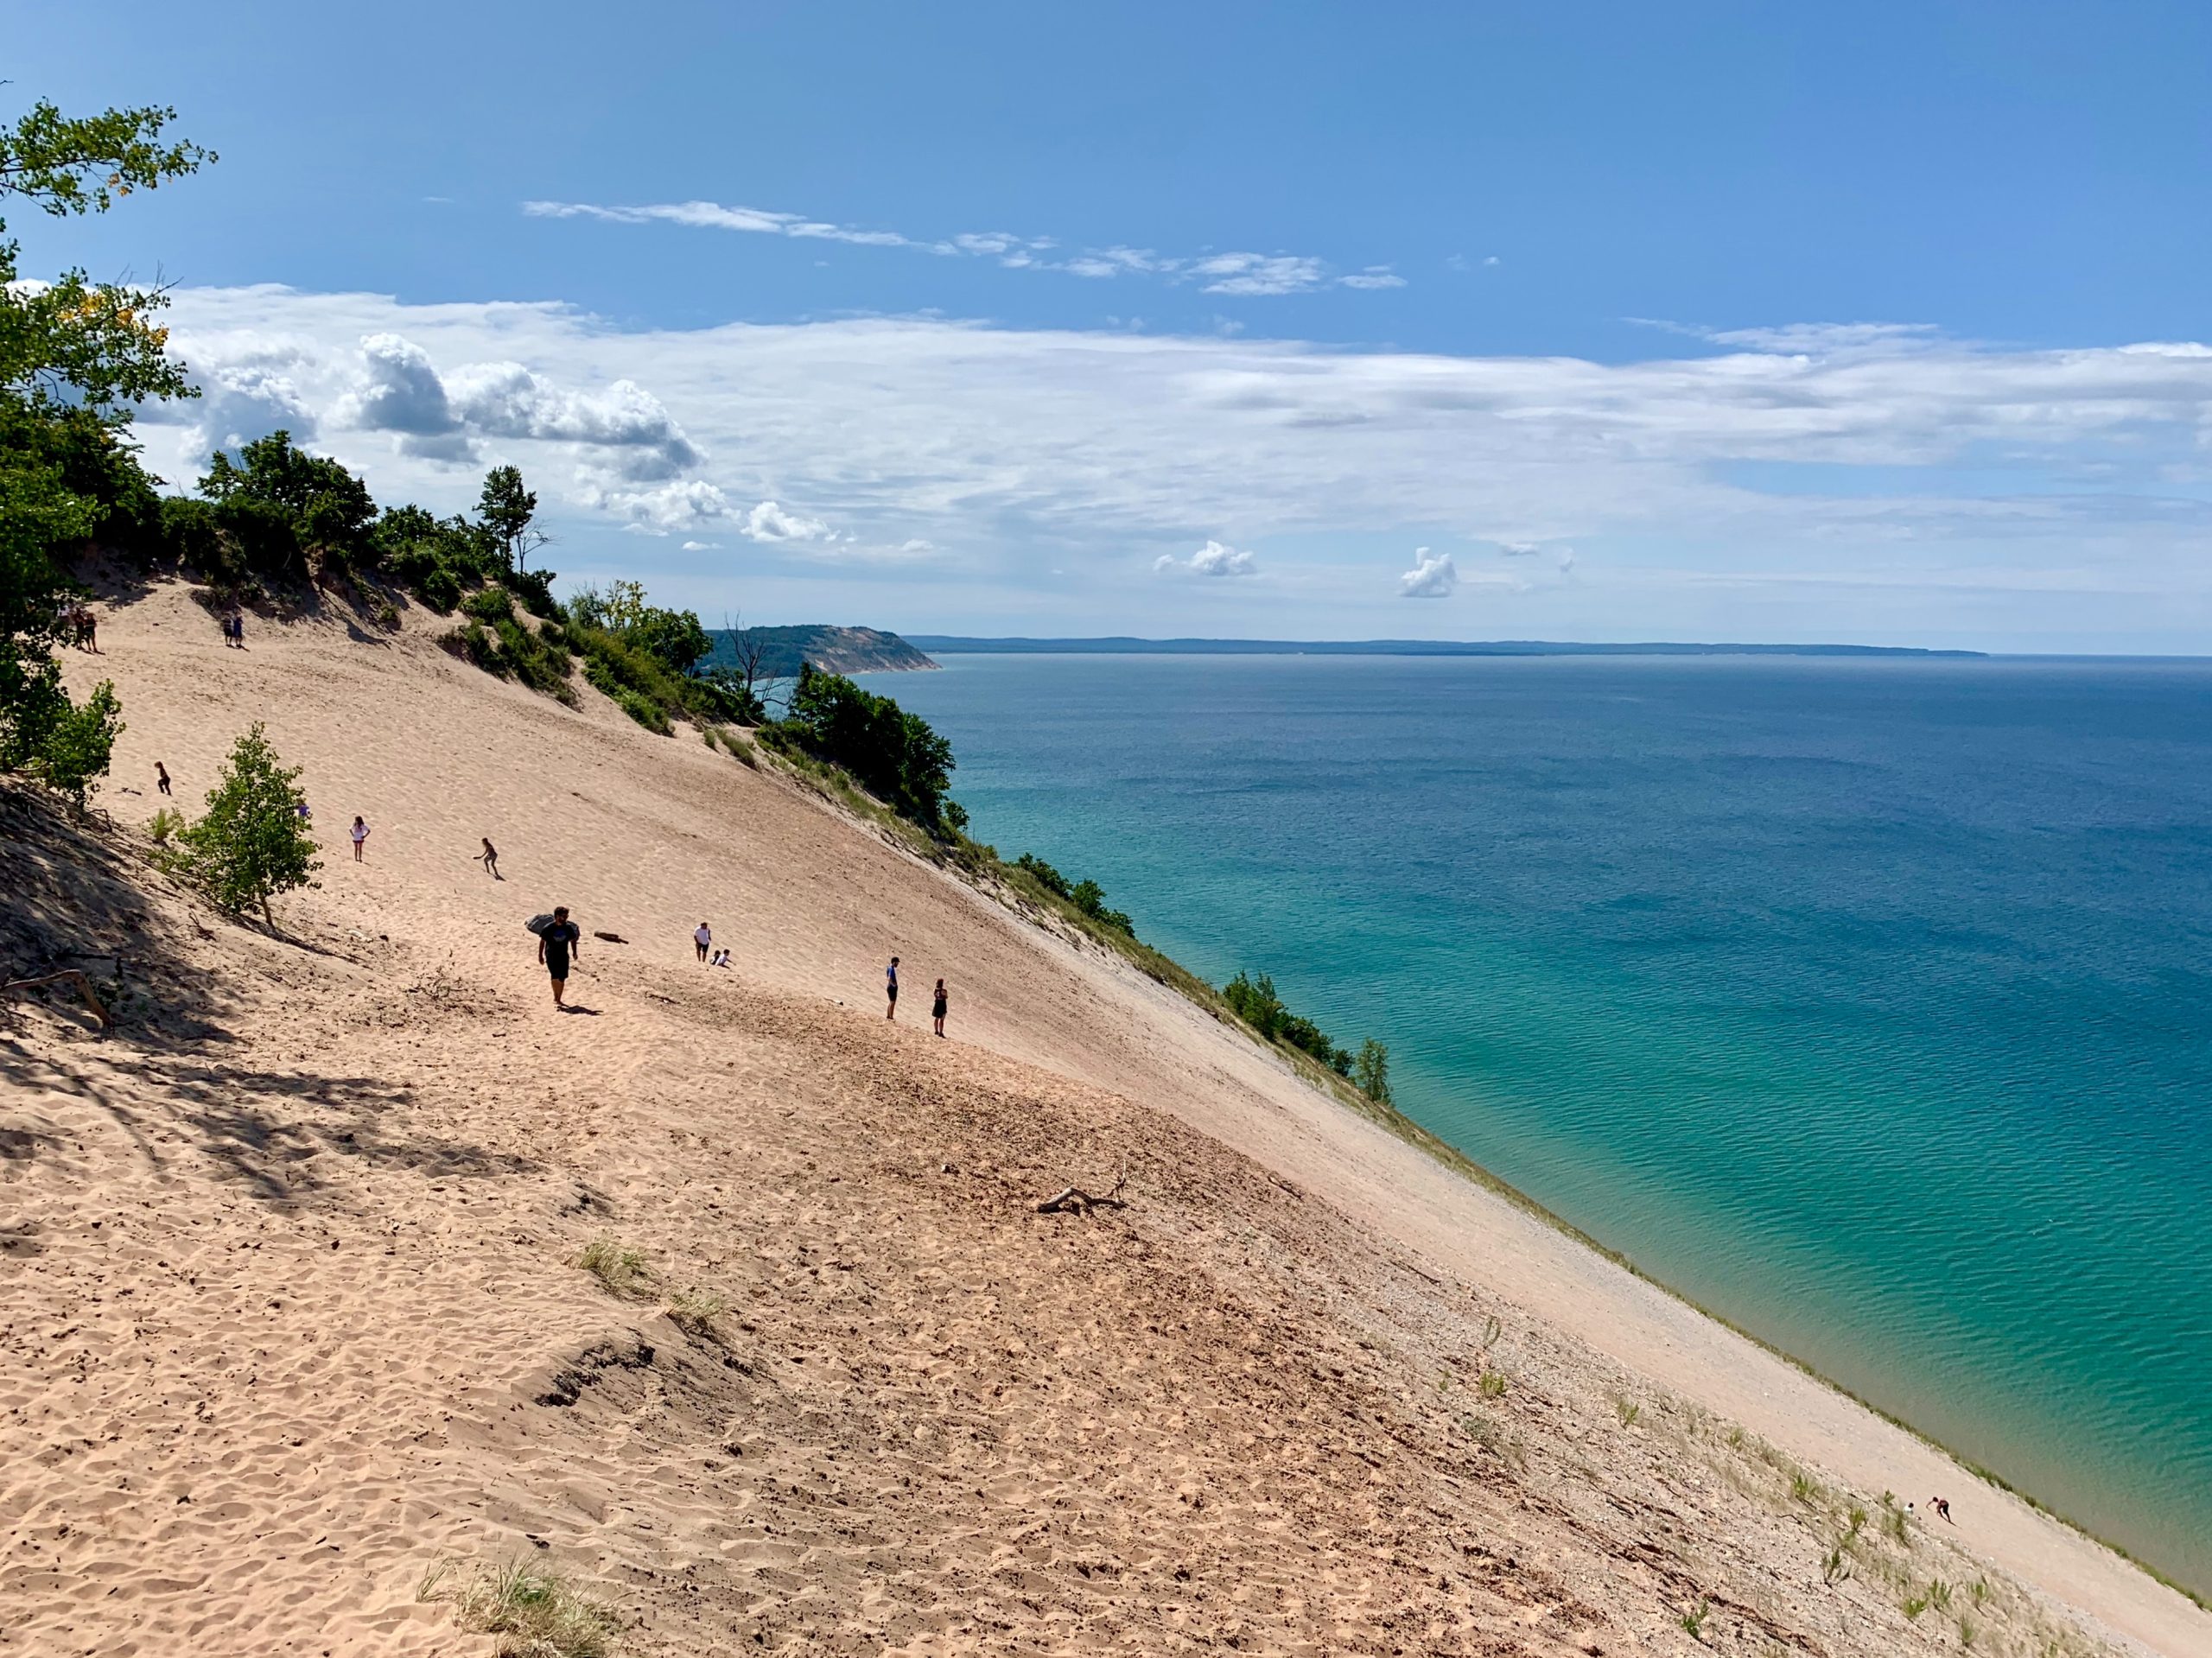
[155,760,172,797]
[931,978,948,1038]
[885,956,899,1020]
[349,816,369,862]
[479,837,500,879]
[538,906,582,1008]
[1931,1496,1953,1524]
[694,920,712,962]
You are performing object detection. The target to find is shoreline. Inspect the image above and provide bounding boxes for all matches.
[863,650,2212,1610]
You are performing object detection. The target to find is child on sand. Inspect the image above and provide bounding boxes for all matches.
[155,761,172,797]
[694,921,712,962]
[885,956,899,1020]
[932,978,948,1037]
[479,838,500,879]
[349,816,369,861]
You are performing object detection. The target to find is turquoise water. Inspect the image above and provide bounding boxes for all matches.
[864,652,2212,1593]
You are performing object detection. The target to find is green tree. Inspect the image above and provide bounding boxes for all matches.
[1353,1038,1393,1106]
[198,430,376,575]
[781,662,957,829]
[476,464,549,571]
[29,678,122,811]
[1,95,207,791]
[177,724,321,924]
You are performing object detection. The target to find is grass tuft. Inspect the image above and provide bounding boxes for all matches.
[418,1555,618,1657]
[665,1286,727,1335]
[575,1234,648,1298]
[1680,1598,1710,1639]
[1478,1370,1507,1401]
[1614,1396,1641,1428]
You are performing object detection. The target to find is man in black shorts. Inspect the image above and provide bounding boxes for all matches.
[885,956,899,1020]
[539,906,582,1008]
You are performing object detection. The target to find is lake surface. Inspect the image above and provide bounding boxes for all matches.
[864,651,2212,1593]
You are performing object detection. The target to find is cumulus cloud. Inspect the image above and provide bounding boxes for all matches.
[525,199,1402,297]
[444,362,702,480]
[582,477,728,533]
[1400,549,1459,598]
[334,333,475,461]
[1154,539,1259,577]
[740,500,836,543]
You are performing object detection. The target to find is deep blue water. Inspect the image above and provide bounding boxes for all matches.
[865,653,2212,1593]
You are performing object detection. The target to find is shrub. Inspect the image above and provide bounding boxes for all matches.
[29,679,124,810]
[175,723,321,924]
[773,662,957,829]
[147,804,186,844]
[1353,1038,1393,1105]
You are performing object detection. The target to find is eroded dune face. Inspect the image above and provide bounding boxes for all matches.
[0,579,2195,1655]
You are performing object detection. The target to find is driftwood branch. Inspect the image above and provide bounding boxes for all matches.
[3,970,111,1028]
[1036,1161,1129,1215]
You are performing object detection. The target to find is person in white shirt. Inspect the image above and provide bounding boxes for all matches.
[694,921,712,962]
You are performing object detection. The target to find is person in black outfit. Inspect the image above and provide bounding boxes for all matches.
[538,905,582,1008]
[931,978,948,1037]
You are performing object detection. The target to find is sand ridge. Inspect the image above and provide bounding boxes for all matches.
[0,576,2202,1655]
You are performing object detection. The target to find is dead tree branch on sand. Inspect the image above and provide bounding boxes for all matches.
[1036,1162,1128,1215]
[3,970,111,1028]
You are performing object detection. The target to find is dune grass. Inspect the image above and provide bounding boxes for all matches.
[417,1555,618,1657]
[664,1286,727,1336]
[575,1234,648,1298]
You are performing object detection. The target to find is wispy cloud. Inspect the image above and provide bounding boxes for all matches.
[523,198,1401,295]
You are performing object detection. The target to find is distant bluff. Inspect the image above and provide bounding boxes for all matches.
[711,626,938,677]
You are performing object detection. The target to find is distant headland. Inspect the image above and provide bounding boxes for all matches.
[909,636,1987,659]
[710,625,939,676]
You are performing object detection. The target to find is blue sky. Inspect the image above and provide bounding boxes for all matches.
[16,3,2212,648]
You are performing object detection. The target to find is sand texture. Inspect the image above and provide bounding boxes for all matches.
[2,576,2205,1655]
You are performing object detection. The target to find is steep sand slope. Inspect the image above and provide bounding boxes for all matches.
[0,577,2201,1655]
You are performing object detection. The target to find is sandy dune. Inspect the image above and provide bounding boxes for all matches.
[1,575,2203,1655]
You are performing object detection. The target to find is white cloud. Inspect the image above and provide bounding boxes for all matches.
[525,199,1399,297]
[1400,549,1459,598]
[580,478,728,534]
[1498,540,1541,556]
[136,287,2212,643]
[680,539,720,551]
[740,499,835,543]
[1190,253,1327,296]
[1154,539,1259,577]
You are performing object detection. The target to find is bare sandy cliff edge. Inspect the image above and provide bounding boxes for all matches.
[3,578,2203,1656]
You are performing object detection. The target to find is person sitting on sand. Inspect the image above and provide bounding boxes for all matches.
[538,906,582,1008]
[479,837,500,879]
[885,956,899,1020]
[349,815,369,861]
[711,948,731,969]
[155,760,172,797]
[931,978,949,1038]
[694,920,712,962]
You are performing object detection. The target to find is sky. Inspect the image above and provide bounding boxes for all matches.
[14,1,2212,649]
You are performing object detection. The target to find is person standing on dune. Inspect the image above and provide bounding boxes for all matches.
[885,956,899,1020]
[155,761,172,797]
[479,838,500,879]
[932,978,949,1038]
[694,920,712,962]
[538,906,582,1009]
[349,816,369,861]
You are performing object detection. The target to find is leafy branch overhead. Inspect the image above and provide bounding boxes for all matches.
[2,92,210,806]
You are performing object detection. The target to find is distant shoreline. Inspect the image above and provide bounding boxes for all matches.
[909,636,1988,659]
